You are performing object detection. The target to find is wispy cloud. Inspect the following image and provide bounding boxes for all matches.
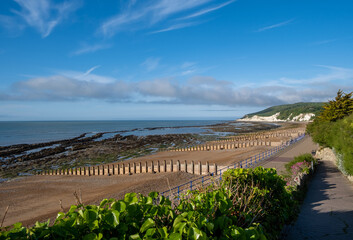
[3,0,81,38]
[311,39,337,46]
[141,57,161,71]
[150,22,200,34]
[256,18,295,32]
[71,43,112,56]
[180,0,236,20]
[98,0,235,37]
[1,66,351,106]
[279,65,353,85]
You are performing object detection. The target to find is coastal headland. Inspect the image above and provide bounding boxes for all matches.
[0,121,306,227]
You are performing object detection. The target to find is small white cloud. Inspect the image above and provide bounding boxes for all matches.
[141,57,161,71]
[180,0,236,20]
[256,18,295,32]
[311,39,337,46]
[72,43,112,56]
[150,22,200,34]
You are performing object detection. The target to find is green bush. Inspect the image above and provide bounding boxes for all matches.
[285,154,316,174]
[1,167,298,240]
[222,167,296,240]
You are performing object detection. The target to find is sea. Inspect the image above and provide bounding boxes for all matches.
[0,120,231,146]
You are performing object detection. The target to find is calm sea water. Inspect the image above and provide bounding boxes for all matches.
[0,120,229,146]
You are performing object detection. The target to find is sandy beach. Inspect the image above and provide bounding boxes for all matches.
[0,123,305,227]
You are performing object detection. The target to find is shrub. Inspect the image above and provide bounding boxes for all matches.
[1,167,297,240]
[222,167,296,239]
[285,154,316,174]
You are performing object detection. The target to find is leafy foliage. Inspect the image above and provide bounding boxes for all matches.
[0,167,298,240]
[244,102,324,120]
[222,167,296,239]
[318,90,353,122]
[285,154,316,174]
[307,90,353,175]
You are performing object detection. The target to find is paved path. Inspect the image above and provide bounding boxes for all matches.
[261,135,318,174]
[260,136,353,239]
[285,158,353,239]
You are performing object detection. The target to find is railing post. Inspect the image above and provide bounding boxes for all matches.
[190,181,192,191]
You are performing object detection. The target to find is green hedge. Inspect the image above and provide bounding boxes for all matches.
[307,113,353,175]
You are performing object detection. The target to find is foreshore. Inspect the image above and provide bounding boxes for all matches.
[0,121,281,180]
[0,121,306,227]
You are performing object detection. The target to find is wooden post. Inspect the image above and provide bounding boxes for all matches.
[199,161,202,175]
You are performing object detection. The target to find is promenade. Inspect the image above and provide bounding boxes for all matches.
[260,136,353,239]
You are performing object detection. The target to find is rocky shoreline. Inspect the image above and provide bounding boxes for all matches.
[0,121,281,181]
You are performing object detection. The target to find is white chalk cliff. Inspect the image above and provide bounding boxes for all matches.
[238,112,315,122]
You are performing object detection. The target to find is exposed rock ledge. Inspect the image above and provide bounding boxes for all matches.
[237,112,315,122]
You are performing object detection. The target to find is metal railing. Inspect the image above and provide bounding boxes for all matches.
[161,133,306,199]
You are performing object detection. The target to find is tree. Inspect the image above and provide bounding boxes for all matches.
[319,90,353,122]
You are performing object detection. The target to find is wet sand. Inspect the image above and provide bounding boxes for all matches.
[0,123,304,227]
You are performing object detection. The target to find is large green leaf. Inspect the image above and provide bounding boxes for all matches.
[105,210,120,227]
[168,233,182,240]
[111,200,126,213]
[83,209,99,224]
[140,218,155,233]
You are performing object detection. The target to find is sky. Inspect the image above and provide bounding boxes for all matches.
[0,0,353,121]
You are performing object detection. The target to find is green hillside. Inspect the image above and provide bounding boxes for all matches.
[244,102,324,120]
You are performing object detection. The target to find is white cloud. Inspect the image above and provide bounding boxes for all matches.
[150,22,200,34]
[1,66,352,106]
[279,65,353,85]
[256,19,295,32]
[98,0,234,37]
[72,43,112,56]
[311,39,337,46]
[141,57,161,71]
[180,0,236,20]
[7,0,81,37]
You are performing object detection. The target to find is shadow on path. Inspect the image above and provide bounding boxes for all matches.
[285,160,353,239]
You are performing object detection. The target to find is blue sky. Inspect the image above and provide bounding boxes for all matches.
[0,0,353,120]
